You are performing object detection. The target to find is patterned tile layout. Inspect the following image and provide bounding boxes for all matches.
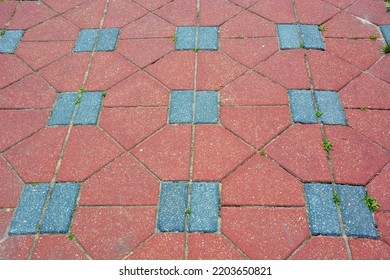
[74,28,120,52]
[175,27,219,50]
[0,30,24,54]
[277,24,324,50]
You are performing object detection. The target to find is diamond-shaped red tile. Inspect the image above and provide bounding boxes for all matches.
[339,73,390,109]
[0,74,56,109]
[221,107,291,149]
[222,154,304,206]
[188,234,245,260]
[79,154,160,206]
[220,11,276,38]
[57,127,123,182]
[221,37,279,68]
[307,50,361,91]
[256,50,310,90]
[290,237,348,260]
[325,126,390,185]
[127,234,185,260]
[222,207,309,259]
[220,71,288,106]
[347,0,390,25]
[200,0,242,26]
[322,0,356,9]
[322,12,381,38]
[0,110,48,152]
[155,0,197,26]
[117,38,174,68]
[295,0,340,25]
[8,2,56,30]
[0,236,34,260]
[16,41,74,71]
[100,107,167,150]
[104,72,170,107]
[0,1,17,29]
[5,127,67,183]
[326,39,383,71]
[346,109,390,150]
[145,52,195,90]
[132,125,192,181]
[265,125,331,183]
[368,164,390,211]
[121,14,175,39]
[40,53,90,92]
[0,157,23,208]
[132,0,172,11]
[197,52,247,91]
[103,0,147,28]
[250,0,296,24]
[63,0,106,29]
[22,16,80,41]
[0,55,32,89]
[85,53,138,91]
[228,0,258,8]
[42,0,88,13]
[376,213,390,245]
[193,126,254,181]
[369,55,390,84]
[349,239,390,260]
[32,235,88,260]
[72,207,156,259]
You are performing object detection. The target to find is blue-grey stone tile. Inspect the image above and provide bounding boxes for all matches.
[169,91,194,124]
[0,30,24,54]
[175,27,196,50]
[380,25,390,44]
[288,90,317,124]
[41,183,81,234]
[48,93,78,126]
[277,24,300,50]
[336,185,378,238]
[189,182,219,233]
[74,29,99,52]
[157,182,188,232]
[300,25,324,50]
[74,92,103,125]
[315,91,346,125]
[198,27,219,50]
[304,184,342,236]
[9,184,50,235]
[195,91,219,124]
[96,28,120,52]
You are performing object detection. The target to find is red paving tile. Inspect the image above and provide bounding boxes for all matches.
[376,213,390,245]
[347,0,390,25]
[369,55,390,84]
[117,38,174,68]
[256,50,310,89]
[79,154,160,206]
[0,74,56,109]
[72,207,156,259]
[42,0,88,14]
[188,234,245,260]
[349,239,390,260]
[0,55,32,89]
[220,71,288,106]
[8,2,56,30]
[295,0,340,25]
[155,0,197,26]
[0,158,23,208]
[57,127,123,182]
[32,235,87,260]
[100,107,167,150]
[250,0,296,24]
[265,125,331,183]
[221,106,291,149]
[220,37,279,68]
[127,234,185,260]
[132,125,192,181]
[103,0,147,28]
[104,71,170,107]
[40,53,90,92]
[4,127,68,183]
[339,73,390,109]
[222,207,309,259]
[0,1,17,29]
[200,0,242,26]
[324,126,390,185]
[0,236,34,260]
[193,125,254,181]
[290,237,348,260]
[222,154,305,206]
[0,211,13,238]
[367,164,390,211]
[63,0,106,29]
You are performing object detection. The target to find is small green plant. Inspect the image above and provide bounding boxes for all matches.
[369,35,377,41]
[299,43,305,49]
[75,96,81,105]
[102,91,107,98]
[68,233,75,241]
[185,209,192,215]
[322,139,333,153]
[0,30,5,36]
[78,87,85,94]
[316,110,323,117]
[193,48,199,53]
[318,25,327,32]
[386,1,390,14]
[381,44,390,54]
[364,195,380,212]
[359,106,367,111]
[351,36,359,40]
[259,150,268,157]
[234,35,246,39]
[333,193,341,206]
[172,34,177,43]
[32,183,38,187]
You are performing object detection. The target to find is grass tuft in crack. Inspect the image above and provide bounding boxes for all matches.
[322,139,333,153]
[364,195,380,212]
